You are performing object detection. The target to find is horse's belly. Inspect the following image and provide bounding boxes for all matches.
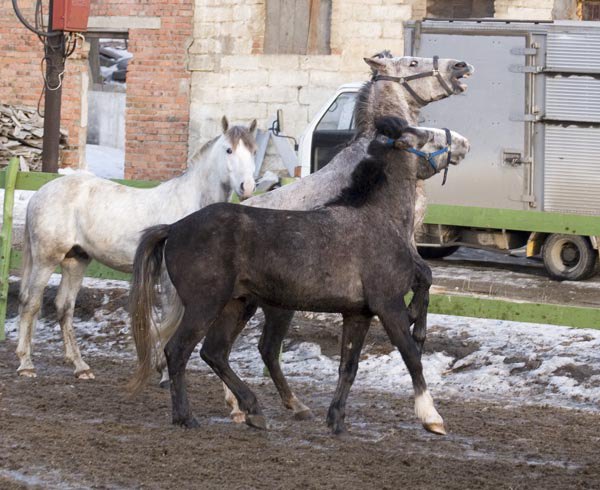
[239,272,366,314]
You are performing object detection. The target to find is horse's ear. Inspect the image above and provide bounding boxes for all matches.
[364,56,388,74]
[221,116,229,133]
[248,119,257,135]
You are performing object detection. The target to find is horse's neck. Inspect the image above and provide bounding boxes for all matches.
[161,145,229,212]
[358,87,420,137]
[368,156,418,235]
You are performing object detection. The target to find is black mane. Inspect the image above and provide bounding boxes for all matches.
[326,153,387,208]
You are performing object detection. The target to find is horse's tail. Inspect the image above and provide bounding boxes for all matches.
[128,224,172,395]
[18,218,33,308]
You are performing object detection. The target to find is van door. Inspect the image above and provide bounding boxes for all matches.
[411,30,532,210]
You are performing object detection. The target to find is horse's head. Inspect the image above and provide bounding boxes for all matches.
[364,55,474,107]
[220,116,257,199]
[370,116,470,180]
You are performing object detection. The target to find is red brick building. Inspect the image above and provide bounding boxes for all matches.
[1,0,193,180]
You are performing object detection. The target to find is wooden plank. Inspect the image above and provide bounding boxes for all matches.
[8,250,131,281]
[307,0,321,54]
[0,168,159,192]
[0,159,19,340]
[264,0,282,54]
[424,204,600,236]
[428,294,600,330]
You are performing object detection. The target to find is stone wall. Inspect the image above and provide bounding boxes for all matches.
[187,0,412,172]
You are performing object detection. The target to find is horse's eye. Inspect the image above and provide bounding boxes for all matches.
[226,148,233,154]
[410,60,418,67]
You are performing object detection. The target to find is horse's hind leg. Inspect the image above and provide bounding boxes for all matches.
[164,304,215,428]
[326,313,371,435]
[222,301,257,424]
[200,300,266,430]
[407,258,432,355]
[56,255,93,378]
[376,300,445,435]
[259,305,312,420]
[16,261,57,376]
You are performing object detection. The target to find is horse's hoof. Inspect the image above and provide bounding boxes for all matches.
[423,422,447,435]
[331,424,348,436]
[76,370,95,380]
[17,369,37,378]
[231,412,246,424]
[245,414,267,430]
[159,379,170,390]
[173,417,199,429]
[294,409,314,421]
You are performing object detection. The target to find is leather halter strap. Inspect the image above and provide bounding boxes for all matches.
[382,127,453,185]
[372,56,455,106]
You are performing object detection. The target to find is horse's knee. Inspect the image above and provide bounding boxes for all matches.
[199,344,223,370]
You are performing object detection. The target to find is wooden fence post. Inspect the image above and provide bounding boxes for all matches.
[0,158,19,341]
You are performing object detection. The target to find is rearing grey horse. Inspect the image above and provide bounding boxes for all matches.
[155,54,474,422]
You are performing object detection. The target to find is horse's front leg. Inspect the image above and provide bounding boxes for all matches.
[56,256,94,379]
[407,257,432,355]
[376,299,445,435]
[16,261,56,377]
[200,300,267,430]
[259,305,313,420]
[326,313,371,435]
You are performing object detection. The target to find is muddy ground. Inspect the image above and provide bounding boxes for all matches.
[1,253,600,489]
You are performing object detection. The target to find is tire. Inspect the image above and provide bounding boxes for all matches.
[417,246,459,259]
[542,234,598,281]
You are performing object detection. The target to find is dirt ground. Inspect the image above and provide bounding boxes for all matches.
[1,254,600,489]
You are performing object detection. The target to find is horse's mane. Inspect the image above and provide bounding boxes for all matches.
[353,80,374,136]
[325,152,387,208]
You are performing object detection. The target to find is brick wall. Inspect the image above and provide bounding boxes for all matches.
[1,0,193,179]
[1,0,89,168]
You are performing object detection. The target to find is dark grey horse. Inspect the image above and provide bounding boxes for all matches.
[128,118,470,435]
[153,54,475,423]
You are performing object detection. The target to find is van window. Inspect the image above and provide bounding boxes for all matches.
[315,93,357,131]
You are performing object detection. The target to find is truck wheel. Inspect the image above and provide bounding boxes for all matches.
[542,234,597,281]
[417,246,459,259]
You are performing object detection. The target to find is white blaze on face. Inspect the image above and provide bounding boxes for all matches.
[226,140,256,199]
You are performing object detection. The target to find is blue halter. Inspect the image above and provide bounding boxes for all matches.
[382,127,452,185]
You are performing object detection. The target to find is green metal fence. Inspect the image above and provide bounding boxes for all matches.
[0,157,599,341]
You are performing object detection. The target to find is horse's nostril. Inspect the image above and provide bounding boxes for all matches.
[240,182,245,192]
[454,61,467,70]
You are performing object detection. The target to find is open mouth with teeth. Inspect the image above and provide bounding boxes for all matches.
[451,66,474,93]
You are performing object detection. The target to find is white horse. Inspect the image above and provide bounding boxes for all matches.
[16,116,257,379]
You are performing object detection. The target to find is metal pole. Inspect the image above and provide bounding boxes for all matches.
[41,0,64,173]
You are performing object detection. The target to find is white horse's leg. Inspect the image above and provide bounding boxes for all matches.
[223,383,246,423]
[56,256,93,379]
[16,262,56,376]
[156,270,185,388]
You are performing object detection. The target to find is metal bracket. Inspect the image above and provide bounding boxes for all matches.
[510,47,538,55]
[509,113,543,122]
[503,151,531,166]
[509,65,544,73]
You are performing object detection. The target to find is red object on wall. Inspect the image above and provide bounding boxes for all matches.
[51,0,90,32]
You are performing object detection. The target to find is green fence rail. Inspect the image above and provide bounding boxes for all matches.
[0,157,599,341]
